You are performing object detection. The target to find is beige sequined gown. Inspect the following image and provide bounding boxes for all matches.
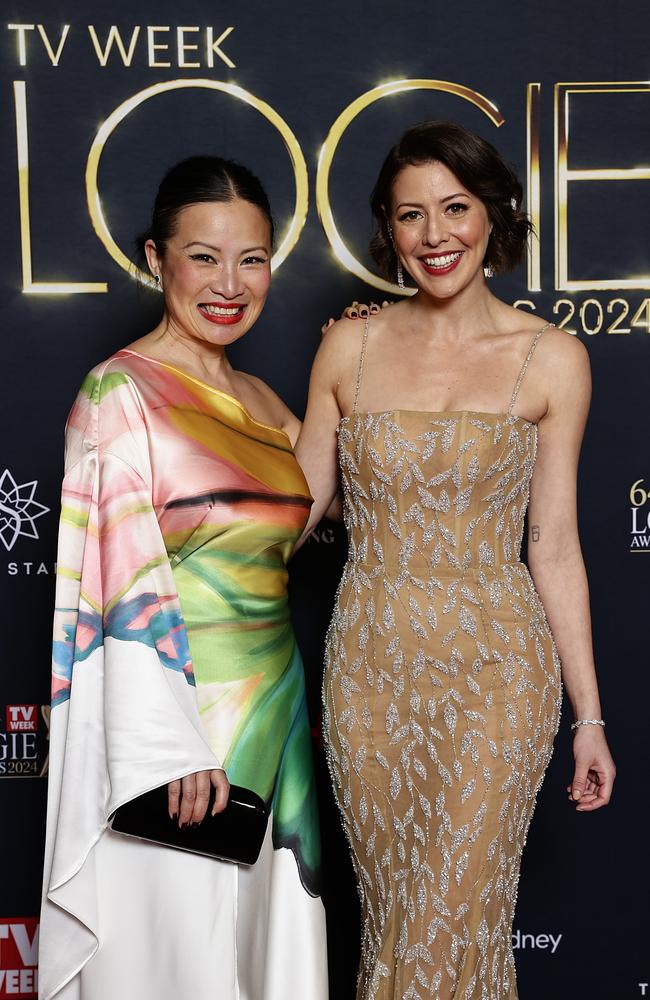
[324,322,562,1000]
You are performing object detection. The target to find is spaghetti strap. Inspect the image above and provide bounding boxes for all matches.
[508,322,554,414]
[352,315,371,415]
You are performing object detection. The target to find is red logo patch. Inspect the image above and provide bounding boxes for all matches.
[4,707,37,733]
[0,919,39,998]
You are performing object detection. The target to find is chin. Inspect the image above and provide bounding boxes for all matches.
[414,266,482,300]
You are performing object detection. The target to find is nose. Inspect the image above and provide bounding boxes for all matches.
[422,215,449,248]
[210,261,245,299]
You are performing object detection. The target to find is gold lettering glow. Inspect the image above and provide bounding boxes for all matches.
[555,82,650,290]
[88,25,141,67]
[206,27,235,69]
[526,83,541,292]
[7,24,34,66]
[13,81,108,294]
[147,26,171,68]
[177,26,200,69]
[316,79,505,295]
[85,79,308,285]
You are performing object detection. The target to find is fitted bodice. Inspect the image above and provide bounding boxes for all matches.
[337,408,537,575]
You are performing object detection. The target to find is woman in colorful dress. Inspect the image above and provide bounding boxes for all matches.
[296,121,615,1000]
[40,157,327,1000]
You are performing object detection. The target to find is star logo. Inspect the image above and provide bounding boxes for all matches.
[0,469,50,552]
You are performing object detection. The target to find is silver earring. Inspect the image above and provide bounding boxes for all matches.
[387,224,405,290]
[154,274,162,289]
[483,265,494,279]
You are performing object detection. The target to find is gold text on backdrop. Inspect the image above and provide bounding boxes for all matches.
[7,24,236,68]
[315,79,505,296]
[85,80,308,286]
[9,70,650,296]
[527,83,541,292]
[555,82,650,290]
[12,79,308,293]
[13,81,107,293]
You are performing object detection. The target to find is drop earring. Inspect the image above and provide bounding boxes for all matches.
[483,265,494,278]
[387,224,405,290]
[154,274,162,290]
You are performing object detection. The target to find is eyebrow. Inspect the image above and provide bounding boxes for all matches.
[395,193,470,210]
[182,241,269,254]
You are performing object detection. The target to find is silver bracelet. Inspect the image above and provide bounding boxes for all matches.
[570,719,605,732]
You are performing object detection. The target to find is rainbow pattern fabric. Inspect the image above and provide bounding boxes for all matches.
[41,349,325,999]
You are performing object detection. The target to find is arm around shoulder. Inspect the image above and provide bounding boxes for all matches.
[294,319,360,543]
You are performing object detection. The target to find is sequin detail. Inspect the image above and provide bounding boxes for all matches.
[324,402,561,1000]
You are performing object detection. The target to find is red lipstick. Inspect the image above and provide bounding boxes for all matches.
[419,251,464,277]
[198,303,247,326]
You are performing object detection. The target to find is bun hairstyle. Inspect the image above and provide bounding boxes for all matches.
[136,155,274,264]
[369,121,533,283]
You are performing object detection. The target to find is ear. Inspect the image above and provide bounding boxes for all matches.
[144,239,162,280]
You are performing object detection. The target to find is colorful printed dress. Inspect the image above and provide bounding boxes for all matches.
[39,350,327,1000]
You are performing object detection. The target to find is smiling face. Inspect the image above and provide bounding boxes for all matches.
[145,199,272,348]
[388,161,492,299]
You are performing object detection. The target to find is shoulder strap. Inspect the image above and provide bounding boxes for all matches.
[352,315,371,415]
[508,322,554,414]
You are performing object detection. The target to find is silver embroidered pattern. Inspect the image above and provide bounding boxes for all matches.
[324,326,560,1000]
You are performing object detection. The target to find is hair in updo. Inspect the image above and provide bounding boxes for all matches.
[135,155,274,263]
[369,121,533,283]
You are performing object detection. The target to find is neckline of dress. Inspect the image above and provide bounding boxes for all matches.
[117,349,292,442]
[339,408,537,428]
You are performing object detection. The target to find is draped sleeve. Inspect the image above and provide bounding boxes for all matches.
[39,361,222,1000]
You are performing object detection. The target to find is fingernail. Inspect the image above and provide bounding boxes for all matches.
[572,790,581,800]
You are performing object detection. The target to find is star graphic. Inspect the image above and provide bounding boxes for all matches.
[0,469,50,552]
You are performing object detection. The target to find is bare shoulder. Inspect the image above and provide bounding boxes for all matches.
[534,322,590,379]
[503,304,589,374]
[318,316,367,357]
[529,322,592,424]
[317,305,405,363]
[312,316,369,381]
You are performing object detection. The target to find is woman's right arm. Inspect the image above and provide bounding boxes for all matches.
[295,320,356,546]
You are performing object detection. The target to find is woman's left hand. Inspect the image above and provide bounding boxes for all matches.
[321,300,389,335]
[567,726,615,811]
[168,767,230,827]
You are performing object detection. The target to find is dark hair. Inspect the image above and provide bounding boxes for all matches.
[369,121,532,282]
[136,156,274,263]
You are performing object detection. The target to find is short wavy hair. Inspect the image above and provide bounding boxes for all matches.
[369,120,533,283]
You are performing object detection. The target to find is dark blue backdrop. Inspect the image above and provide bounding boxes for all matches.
[1,1,648,997]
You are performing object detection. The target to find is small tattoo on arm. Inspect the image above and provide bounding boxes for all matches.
[531,525,540,542]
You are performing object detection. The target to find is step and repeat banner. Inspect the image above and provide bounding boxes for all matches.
[0,0,648,997]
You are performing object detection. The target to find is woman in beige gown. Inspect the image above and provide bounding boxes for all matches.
[296,121,615,1000]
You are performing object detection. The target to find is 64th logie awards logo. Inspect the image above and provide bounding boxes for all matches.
[0,469,49,552]
[630,479,650,551]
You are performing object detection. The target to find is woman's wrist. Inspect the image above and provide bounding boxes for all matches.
[570,718,605,734]
[567,693,601,721]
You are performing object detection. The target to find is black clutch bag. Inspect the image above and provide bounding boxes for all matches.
[108,782,268,865]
